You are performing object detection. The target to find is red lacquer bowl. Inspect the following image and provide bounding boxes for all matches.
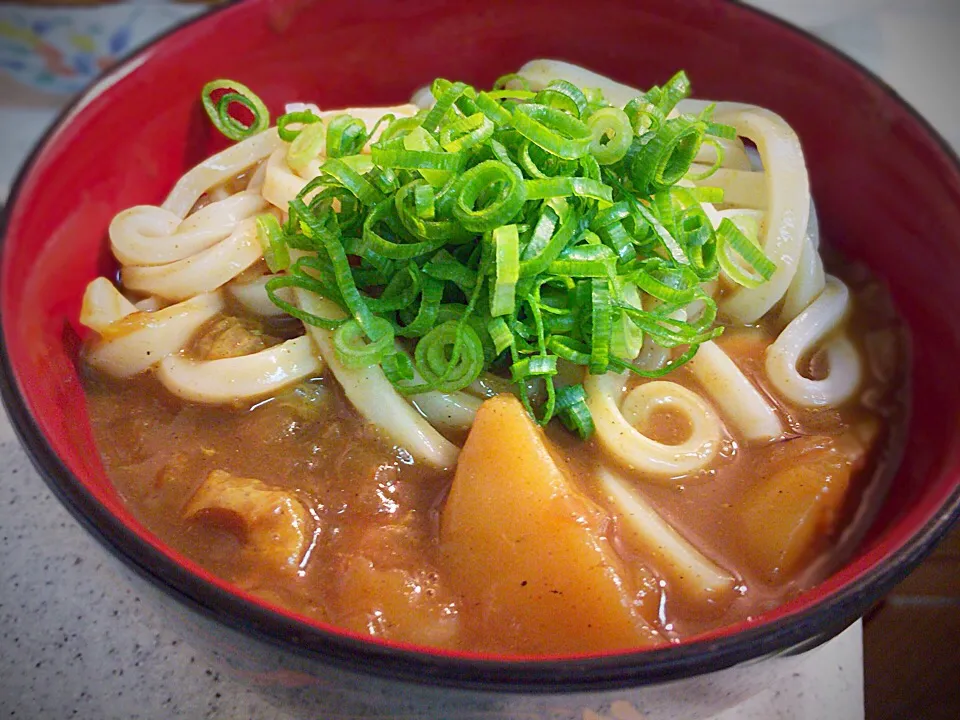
[2,0,959,701]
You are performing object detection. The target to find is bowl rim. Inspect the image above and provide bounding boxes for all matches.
[2,0,960,694]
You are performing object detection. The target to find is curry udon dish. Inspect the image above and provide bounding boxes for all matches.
[78,60,907,655]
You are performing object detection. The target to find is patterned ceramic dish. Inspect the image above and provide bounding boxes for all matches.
[0,1,210,95]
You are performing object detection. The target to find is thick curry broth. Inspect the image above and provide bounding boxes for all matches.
[81,270,907,653]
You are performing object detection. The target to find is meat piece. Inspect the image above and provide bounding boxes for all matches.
[183,470,311,574]
[192,316,274,360]
[237,402,304,447]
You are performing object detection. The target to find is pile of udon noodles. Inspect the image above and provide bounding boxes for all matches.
[81,61,863,595]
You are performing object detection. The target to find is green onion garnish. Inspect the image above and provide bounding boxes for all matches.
[490,224,520,317]
[201,79,270,142]
[255,213,290,272]
[204,74,776,438]
[717,215,777,288]
[276,110,321,142]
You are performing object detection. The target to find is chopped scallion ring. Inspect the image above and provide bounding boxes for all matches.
[201,79,270,141]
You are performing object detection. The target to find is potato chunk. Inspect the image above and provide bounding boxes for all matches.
[335,556,461,648]
[737,445,852,583]
[183,470,311,574]
[440,394,661,653]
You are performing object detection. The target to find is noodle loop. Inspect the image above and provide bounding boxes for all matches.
[714,107,810,323]
[162,128,283,218]
[111,192,268,267]
[586,373,723,481]
[157,335,323,403]
[121,218,263,301]
[765,275,862,408]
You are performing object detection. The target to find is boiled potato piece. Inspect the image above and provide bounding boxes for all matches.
[440,394,661,653]
[336,556,461,648]
[737,446,852,583]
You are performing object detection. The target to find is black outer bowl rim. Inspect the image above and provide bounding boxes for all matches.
[2,0,960,694]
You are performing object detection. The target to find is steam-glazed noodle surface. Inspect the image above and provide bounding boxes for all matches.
[79,61,908,654]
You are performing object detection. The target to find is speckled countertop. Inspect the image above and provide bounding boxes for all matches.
[1,2,958,718]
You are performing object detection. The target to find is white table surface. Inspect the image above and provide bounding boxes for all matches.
[1,1,957,718]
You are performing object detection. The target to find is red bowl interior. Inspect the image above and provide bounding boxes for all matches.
[3,0,960,690]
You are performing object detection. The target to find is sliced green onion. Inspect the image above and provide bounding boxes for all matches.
[510,354,558,382]
[286,121,326,174]
[656,70,691,115]
[686,137,726,182]
[292,198,379,337]
[201,79,270,142]
[587,107,633,165]
[548,244,616,278]
[487,316,514,354]
[363,198,445,259]
[276,110,321,142]
[546,335,592,365]
[412,320,485,393]
[441,112,495,153]
[414,183,435,219]
[610,297,644,360]
[475,91,514,126]
[396,275,444,338]
[321,157,384,206]
[326,114,368,158]
[717,216,776,288]
[394,181,469,242]
[698,106,737,140]
[399,126,456,187]
[519,206,577,277]
[421,80,469,134]
[255,213,290,272]
[493,73,531,91]
[423,250,478,292]
[632,260,700,305]
[631,117,706,192]
[524,176,613,203]
[371,145,466,174]
[333,317,395,369]
[624,98,665,135]
[377,114,425,143]
[536,79,589,118]
[589,278,612,373]
[554,384,595,439]
[688,186,725,203]
[490,224,520,317]
[382,350,416,383]
[511,103,593,160]
[452,160,527,232]
[264,274,343,330]
[366,263,421,313]
[486,89,537,101]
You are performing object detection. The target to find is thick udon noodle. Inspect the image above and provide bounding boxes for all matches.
[79,60,900,651]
